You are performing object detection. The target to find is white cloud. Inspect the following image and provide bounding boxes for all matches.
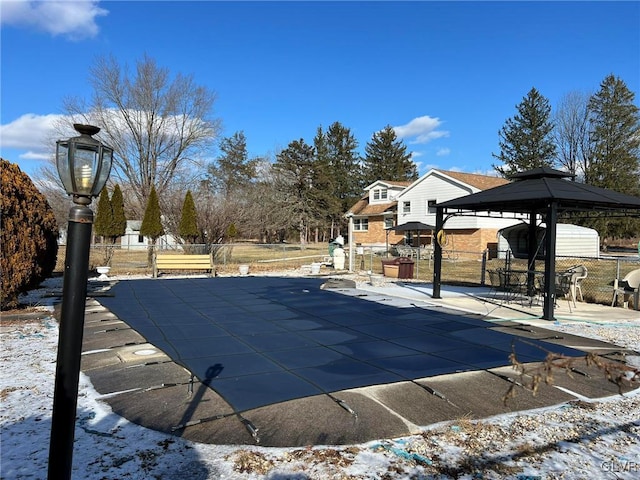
[393,115,449,144]
[0,113,64,158]
[0,0,108,40]
[436,148,451,157]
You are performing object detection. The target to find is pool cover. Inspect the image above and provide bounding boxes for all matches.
[97,277,583,412]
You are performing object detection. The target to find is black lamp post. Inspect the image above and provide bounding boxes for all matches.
[48,124,112,480]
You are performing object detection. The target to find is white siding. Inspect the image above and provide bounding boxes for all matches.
[395,170,522,230]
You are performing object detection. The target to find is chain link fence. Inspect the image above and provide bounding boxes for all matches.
[56,243,639,307]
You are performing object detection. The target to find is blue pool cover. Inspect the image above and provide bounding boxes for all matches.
[97,277,582,412]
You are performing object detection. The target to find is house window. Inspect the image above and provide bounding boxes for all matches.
[138,235,144,243]
[402,201,411,214]
[373,188,388,201]
[384,218,394,229]
[427,199,437,214]
[354,218,369,231]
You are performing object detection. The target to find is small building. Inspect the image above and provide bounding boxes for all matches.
[497,223,600,259]
[120,220,180,251]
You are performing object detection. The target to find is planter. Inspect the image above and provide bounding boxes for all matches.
[96,266,111,281]
[310,263,322,275]
[238,264,250,276]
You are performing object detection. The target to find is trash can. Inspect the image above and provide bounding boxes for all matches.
[397,257,415,279]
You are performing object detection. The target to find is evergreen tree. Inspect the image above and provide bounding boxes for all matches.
[207,131,258,197]
[110,184,127,241]
[585,74,640,238]
[94,188,115,265]
[587,75,640,193]
[362,125,417,184]
[1,159,58,309]
[178,190,199,244]
[273,139,319,245]
[94,185,127,266]
[492,87,556,177]
[313,127,341,238]
[324,122,363,224]
[94,188,113,242]
[140,186,164,272]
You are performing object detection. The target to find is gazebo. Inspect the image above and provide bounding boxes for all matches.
[432,167,640,320]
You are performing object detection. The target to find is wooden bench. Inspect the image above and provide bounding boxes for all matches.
[154,254,213,277]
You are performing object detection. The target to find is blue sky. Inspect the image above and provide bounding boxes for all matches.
[1,1,639,179]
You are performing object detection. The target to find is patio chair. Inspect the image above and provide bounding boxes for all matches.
[496,269,527,305]
[554,271,574,313]
[566,264,588,306]
[611,268,640,310]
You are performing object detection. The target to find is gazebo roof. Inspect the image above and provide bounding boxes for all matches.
[391,221,435,232]
[437,167,640,215]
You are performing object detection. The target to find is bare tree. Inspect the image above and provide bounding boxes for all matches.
[60,54,220,216]
[553,91,592,180]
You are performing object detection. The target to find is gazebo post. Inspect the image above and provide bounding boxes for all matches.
[432,207,444,299]
[542,202,558,320]
[526,210,538,296]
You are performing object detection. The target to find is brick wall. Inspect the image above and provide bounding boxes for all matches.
[353,215,404,246]
[446,229,500,257]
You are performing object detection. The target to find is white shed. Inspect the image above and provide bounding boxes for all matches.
[497,223,600,259]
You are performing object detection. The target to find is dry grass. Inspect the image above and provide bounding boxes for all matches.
[53,243,638,305]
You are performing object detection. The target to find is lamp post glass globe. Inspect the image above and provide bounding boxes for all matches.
[56,124,113,204]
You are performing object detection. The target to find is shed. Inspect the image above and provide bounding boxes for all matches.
[497,223,600,259]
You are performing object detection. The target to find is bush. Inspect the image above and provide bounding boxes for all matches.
[1,159,59,310]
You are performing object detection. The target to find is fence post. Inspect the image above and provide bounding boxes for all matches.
[480,249,487,285]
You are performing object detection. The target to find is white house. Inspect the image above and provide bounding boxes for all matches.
[394,169,524,254]
[120,220,180,251]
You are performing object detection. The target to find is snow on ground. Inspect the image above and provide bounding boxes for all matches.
[1,275,640,479]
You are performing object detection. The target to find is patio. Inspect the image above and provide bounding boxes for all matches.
[80,275,639,446]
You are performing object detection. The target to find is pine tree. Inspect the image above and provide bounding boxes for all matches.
[313,127,341,238]
[585,74,640,239]
[207,131,258,197]
[362,125,417,184]
[94,185,127,266]
[273,139,318,245]
[140,186,164,271]
[587,75,640,193]
[492,87,556,177]
[324,122,363,225]
[178,190,199,244]
[110,184,127,241]
[94,188,115,265]
[94,188,113,242]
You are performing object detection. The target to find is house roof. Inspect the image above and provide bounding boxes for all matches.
[439,170,509,190]
[364,180,413,190]
[348,197,397,216]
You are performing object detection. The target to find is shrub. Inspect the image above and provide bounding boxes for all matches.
[1,159,59,310]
